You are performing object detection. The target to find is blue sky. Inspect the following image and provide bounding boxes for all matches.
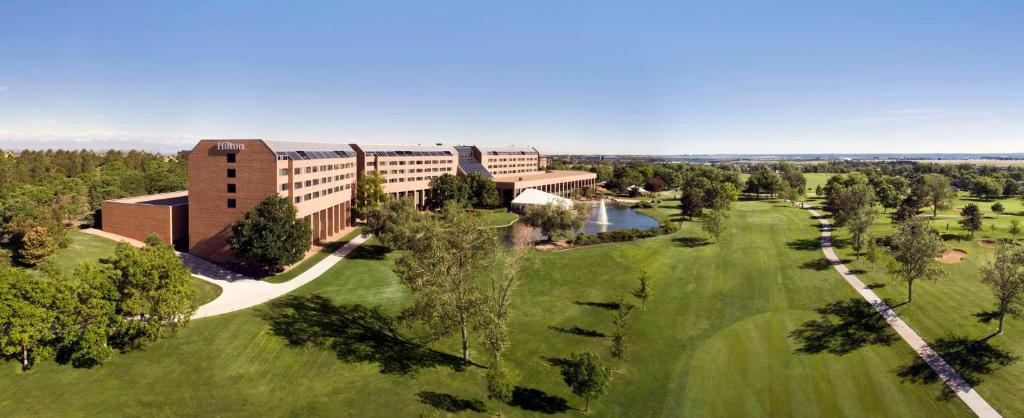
[1,1,1022,154]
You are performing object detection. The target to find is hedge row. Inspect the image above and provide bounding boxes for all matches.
[573,222,678,246]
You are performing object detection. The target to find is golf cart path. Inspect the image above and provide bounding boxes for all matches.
[802,204,1000,418]
[188,234,370,319]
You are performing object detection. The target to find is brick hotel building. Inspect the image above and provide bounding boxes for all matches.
[102,139,596,263]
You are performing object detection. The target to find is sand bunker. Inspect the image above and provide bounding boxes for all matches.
[936,249,967,264]
[978,240,998,248]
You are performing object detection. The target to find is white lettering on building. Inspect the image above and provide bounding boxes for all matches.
[217,142,245,151]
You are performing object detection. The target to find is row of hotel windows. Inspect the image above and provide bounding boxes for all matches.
[486,157,535,162]
[280,173,354,191]
[486,164,536,169]
[374,167,453,175]
[293,184,352,203]
[387,175,442,183]
[366,159,453,167]
[278,162,355,177]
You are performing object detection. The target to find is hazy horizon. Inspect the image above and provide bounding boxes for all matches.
[1,1,1022,154]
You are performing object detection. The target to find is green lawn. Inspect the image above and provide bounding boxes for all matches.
[474,208,519,227]
[1,200,981,417]
[263,228,364,284]
[822,200,1024,416]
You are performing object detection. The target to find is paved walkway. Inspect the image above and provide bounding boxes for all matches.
[801,204,1001,418]
[191,234,370,319]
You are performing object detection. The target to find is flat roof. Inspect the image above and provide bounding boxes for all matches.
[261,140,356,154]
[105,191,188,206]
[475,145,539,155]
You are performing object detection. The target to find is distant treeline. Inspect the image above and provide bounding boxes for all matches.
[0,149,187,267]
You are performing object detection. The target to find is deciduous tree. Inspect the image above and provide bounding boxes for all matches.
[887,217,946,303]
[632,271,651,309]
[847,207,879,259]
[229,195,312,272]
[394,202,498,363]
[701,209,728,242]
[560,351,612,414]
[354,170,386,218]
[981,246,1024,334]
[427,174,470,209]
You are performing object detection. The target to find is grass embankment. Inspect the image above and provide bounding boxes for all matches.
[25,229,221,306]
[263,228,364,284]
[1,200,975,417]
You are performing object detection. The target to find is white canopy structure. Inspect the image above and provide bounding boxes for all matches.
[510,188,573,212]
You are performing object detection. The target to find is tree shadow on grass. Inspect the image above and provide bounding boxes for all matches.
[262,294,466,376]
[973,310,1002,325]
[549,326,606,338]
[572,300,621,310]
[673,236,710,247]
[416,391,486,413]
[345,243,391,260]
[865,283,886,290]
[800,258,842,271]
[790,298,898,356]
[511,387,572,414]
[894,335,1018,400]
[788,236,849,251]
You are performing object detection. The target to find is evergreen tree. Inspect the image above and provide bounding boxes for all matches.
[959,204,983,237]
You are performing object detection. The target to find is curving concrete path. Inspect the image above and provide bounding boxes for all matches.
[189,234,370,319]
[801,203,1001,418]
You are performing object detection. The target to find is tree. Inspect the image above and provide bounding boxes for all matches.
[887,217,946,303]
[480,239,530,366]
[833,182,876,227]
[745,166,783,198]
[354,170,386,218]
[981,246,1024,334]
[427,173,470,209]
[778,163,806,199]
[847,207,879,259]
[992,202,1005,217]
[228,195,311,272]
[1003,178,1020,197]
[865,235,880,263]
[56,262,119,367]
[609,296,634,360]
[877,176,910,213]
[486,365,516,416]
[679,181,706,220]
[970,177,1003,200]
[366,196,419,250]
[14,224,58,267]
[466,173,500,208]
[393,202,498,363]
[560,351,612,414]
[959,204,983,237]
[917,174,956,218]
[701,209,728,242]
[0,267,58,370]
[521,202,586,242]
[105,236,196,348]
[632,271,651,309]
[1011,220,1021,242]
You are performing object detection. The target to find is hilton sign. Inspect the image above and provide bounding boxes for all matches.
[216,142,245,151]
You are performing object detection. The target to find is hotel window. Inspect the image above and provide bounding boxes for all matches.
[279,169,288,176]
[305,180,312,187]
[227,184,236,193]
[227,169,236,178]
[226,153,236,163]
[280,183,288,191]
[294,168,301,175]
[294,182,302,189]
[305,167,312,174]
[295,197,302,203]
[227,199,236,208]
[304,193,311,200]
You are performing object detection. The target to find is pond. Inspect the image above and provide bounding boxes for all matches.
[580,200,660,234]
[506,200,660,242]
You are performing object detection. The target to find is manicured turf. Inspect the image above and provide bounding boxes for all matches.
[823,198,1024,416]
[1,200,977,417]
[263,228,364,284]
[474,208,520,227]
[44,230,121,278]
